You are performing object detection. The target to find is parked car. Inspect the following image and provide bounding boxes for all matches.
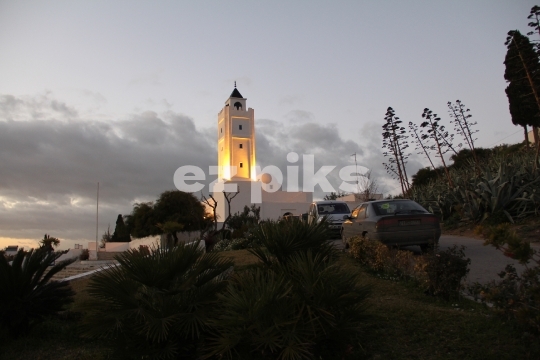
[341,199,440,252]
[308,200,351,238]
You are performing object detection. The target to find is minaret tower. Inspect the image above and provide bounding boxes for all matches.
[217,83,256,181]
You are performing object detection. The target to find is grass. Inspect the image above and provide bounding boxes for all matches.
[1,250,538,360]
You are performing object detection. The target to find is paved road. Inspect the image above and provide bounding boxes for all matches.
[331,235,538,285]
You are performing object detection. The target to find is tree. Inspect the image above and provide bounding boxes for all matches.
[39,234,60,252]
[125,190,208,247]
[201,192,219,232]
[504,29,540,166]
[382,107,411,196]
[323,190,349,200]
[447,100,479,166]
[409,121,438,172]
[421,108,454,187]
[100,226,112,248]
[125,202,157,238]
[358,170,380,201]
[111,214,131,242]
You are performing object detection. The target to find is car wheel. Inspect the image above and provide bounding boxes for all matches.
[420,242,435,253]
[341,232,349,249]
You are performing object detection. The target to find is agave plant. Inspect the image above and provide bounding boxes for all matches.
[206,251,370,360]
[413,151,540,224]
[0,248,75,337]
[81,242,232,360]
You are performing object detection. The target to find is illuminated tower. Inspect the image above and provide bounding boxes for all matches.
[217,83,256,180]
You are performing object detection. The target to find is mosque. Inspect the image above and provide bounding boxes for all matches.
[210,85,313,222]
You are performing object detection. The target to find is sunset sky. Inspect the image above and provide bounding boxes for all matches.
[0,1,535,249]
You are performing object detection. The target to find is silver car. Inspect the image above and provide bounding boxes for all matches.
[308,200,351,238]
[341,199,440,252]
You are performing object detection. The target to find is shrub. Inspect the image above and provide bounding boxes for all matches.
[420,245,470,300]
[350,237,470,300]
[468,223,540,334]
[206,251,370,359]
[0,248,76,338]
[80,242,233,360]
[79,249,89,260]
[349,236,417,280]
[248,217,334,266]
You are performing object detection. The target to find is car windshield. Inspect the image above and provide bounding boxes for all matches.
[372,201,428,216]
[318,203,350,215]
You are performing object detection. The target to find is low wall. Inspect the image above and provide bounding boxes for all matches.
[105,242,130,252]
[56,248,83,262]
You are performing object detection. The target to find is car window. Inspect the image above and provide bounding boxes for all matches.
[365,205,371,218]
[372,201,428,215]
[317,203,350,215]
[357,204,367,219]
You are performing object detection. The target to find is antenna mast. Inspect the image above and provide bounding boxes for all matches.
[351,153,360,195]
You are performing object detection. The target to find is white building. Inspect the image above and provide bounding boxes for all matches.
[212,86,313,222]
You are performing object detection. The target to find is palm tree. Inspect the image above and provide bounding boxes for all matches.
[0,248,75,337]
[39,234,60,251]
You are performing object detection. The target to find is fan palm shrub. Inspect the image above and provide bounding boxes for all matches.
[81,241,232,360]
[248,217,335,266]
[206,251,370,360]
[0,248,76,338]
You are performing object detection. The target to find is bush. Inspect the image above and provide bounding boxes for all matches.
[79,249,89,261]
[469,223,540,334]
[349,237,470,300]
[349,236,416,279]
[248,217,334,266]
[206,251,370,359]
[80,242,233,360]
[0,248,76,338]
[420,245,470,300]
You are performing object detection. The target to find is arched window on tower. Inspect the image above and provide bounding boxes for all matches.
[234,102,242,110]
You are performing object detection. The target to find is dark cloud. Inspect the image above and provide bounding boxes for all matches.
[1,93,416,247]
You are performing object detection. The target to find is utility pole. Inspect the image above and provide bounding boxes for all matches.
[351,153,360,195]
[96,182,99,257]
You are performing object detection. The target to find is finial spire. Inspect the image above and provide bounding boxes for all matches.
[234,81,236,88]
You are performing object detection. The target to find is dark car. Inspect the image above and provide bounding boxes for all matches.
[341,199,440,252]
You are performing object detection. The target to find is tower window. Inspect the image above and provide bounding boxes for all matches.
[240,162,243,168]
[239,125,243,130]
[234,102,242,110]
[221,128,223,133]
[239,144,243,149]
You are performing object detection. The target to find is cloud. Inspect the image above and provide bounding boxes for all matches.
[279,95,303,106]
[0,92,421,249]
[0,93,215,246]
[284,109,313,123]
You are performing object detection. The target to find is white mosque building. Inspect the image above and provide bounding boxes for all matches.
[211,85,313,222]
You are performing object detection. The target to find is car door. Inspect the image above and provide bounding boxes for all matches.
[362,204,377,235]
[355,204,368,235]
[342,204,367,240]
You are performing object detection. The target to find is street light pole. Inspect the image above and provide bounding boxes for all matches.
[96,182,99,258]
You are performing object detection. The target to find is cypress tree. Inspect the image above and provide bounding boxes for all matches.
[504,30,540,151]
[111,214,131,242]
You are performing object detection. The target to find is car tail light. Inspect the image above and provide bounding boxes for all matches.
[376,218,398,229]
